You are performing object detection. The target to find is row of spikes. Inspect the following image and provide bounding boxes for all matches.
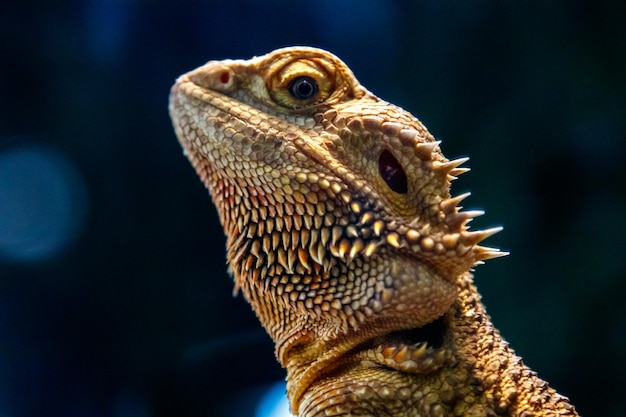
[229,215,505,284]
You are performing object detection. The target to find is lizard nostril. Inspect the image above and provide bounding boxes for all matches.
[219,71,230,84]
[378,150,408,194]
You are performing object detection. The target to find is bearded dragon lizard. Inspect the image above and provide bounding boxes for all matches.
[169,47,578,417]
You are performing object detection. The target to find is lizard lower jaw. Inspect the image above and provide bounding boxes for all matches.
[289,315,453,414]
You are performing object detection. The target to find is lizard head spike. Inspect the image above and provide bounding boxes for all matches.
[414,140,441,160]
[432,157,470,180]
[440,192,472,213]
[474,247,510,262]
[460,227,504,247]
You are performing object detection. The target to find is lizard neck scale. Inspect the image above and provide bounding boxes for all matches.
[169,46,578,417]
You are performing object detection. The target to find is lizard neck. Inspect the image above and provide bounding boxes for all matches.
[295,273,577,417]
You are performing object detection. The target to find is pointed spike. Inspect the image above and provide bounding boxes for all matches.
[475,246,509,261]
[254,255,264,270]
[287,249,297,273]
[386,232,402,248]
[309,228,319,247]
[346,225,359,238]
[433,157,469,180]
[277,248,288,271]
[275,216,283,231]
[332,226,343,245]
[393,346,410,363]
[291,229,300,250]
[349,239,365,261]
[350,201,362,214]
[313,212,323,229]
[359,212,374,225]
[250,239,261,257]
[446,210,485,231]
[300,228,310,247]
[281,231,290,251]
[449,167,470,177]
[338,239,351,259]
[298,248,311,271]
[364,241,378,257]
[247,222,257,238]
[372,220,385,237]
[461,227,503,246]
[262,235,271,253]
[462,210,485,219]
[415,140,441,160]
[309,243,322,265]
[256,221,265,236]
[412,342,428,359]
[381,345,398,359]
[231,240,250,264]
[320,228,331,245]
[317,242,325,266]
[440,192,472,213]
[303,215,312,230]
[293,214,302,230]
[294,263,306,275]
[273,232,282,251]
[283,215,292,230]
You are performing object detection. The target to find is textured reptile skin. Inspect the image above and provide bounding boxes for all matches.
[169,47,578,417]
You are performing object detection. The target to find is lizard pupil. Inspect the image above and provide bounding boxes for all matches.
[288,76,318,100]
[378,150,408,194]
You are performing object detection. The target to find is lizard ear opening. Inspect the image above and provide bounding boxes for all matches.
[378,150,408,194]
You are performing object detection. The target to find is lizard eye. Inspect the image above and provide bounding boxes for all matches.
[288,76,319,100]
[379,150,408,194]
[268,58,335,109]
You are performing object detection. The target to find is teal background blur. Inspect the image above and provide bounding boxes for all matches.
[1,1,624,416]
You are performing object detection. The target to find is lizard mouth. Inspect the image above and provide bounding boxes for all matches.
[377,315,447,349]
[351,314,452,375]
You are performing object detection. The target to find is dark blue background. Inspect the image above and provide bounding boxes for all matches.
[1,1,624,416]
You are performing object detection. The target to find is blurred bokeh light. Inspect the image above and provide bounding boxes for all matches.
[0,144,88,262]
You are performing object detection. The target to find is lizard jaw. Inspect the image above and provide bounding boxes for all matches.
[282,310,455,414]
[277,257,458,413]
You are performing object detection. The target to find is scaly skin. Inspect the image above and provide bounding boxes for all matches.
[169,47,578,416]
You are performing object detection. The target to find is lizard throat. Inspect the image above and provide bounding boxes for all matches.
[282,311,454,414]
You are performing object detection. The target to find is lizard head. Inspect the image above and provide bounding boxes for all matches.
[169,46,506,412]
